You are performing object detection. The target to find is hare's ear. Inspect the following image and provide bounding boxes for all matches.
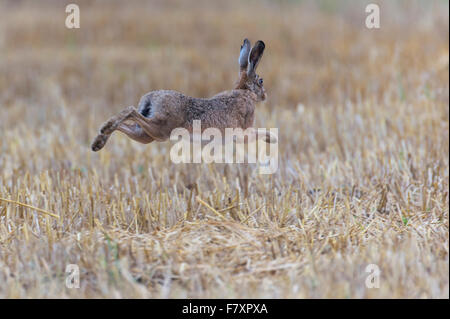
[238,38,251,73]
[247,40,265,76]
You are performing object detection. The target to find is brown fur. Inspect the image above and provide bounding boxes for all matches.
[91,38,273,152]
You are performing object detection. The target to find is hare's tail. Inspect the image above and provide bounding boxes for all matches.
[138,99,153,118]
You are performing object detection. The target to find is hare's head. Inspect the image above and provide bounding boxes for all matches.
[236,39,266,101]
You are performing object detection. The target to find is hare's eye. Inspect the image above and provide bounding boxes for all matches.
[258,78,263,86]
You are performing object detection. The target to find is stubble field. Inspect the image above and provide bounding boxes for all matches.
[0,0,448,298]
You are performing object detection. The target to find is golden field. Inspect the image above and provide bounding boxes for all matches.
[0,0,448,298]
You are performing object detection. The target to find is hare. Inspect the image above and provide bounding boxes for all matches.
[91,38,276,152]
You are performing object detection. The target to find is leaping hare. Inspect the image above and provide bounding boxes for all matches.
[91,38,276,152]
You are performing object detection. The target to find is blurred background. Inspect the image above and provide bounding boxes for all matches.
[1,1,448,109]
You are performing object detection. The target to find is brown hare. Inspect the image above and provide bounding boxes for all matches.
[91,38,276,152]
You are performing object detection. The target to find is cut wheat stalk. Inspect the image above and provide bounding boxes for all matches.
[0,198,60,219]
[196,196,227,221]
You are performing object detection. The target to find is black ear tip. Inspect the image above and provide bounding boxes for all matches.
[257,40,265,49]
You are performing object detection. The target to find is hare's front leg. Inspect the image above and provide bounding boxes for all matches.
[234,128,278,144]
[257,129,278,144]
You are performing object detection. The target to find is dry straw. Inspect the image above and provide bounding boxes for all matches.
[0,197,59,219]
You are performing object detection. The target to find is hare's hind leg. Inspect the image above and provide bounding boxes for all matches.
[126,111,169,142]
[103,106,167,141]
[91,106,165,151]
[99,106,136,135]
[116,123,154,144]
[91,106,137,152]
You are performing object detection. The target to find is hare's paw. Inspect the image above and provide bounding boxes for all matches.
[100,119,118,135]
[263,132,278,144]
[91,133,109,152]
